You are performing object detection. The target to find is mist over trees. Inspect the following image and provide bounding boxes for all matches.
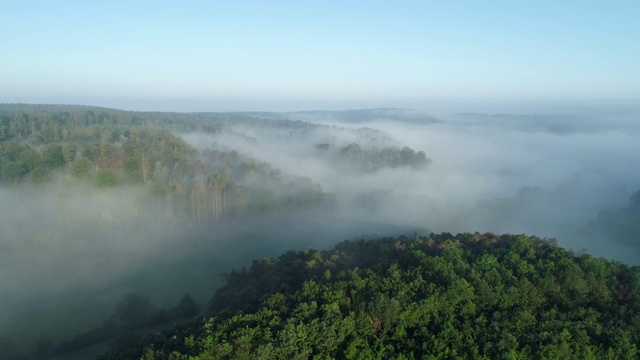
[102,233,640,359]
[1,103,640,358]
[0,104,338,220]
[581,189,640,247]
[0,104,433,358]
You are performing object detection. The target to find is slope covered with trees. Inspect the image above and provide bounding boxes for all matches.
[101,233,640,359]
[0,104,341,221]
[0,104,428,218]
[0,104,434,359]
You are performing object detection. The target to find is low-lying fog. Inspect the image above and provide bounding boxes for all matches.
[2,103,639,356]
[183,106,640,262]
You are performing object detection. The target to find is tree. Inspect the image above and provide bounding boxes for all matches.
[115,293,158,329]
[43,143,66,169]
[70,156,92,179]
[10,113,27,140]
[151,161,168,194]
[1,160,24,186]
[95,169,118,188]
[61,143,75,164]
[173,294,200,317]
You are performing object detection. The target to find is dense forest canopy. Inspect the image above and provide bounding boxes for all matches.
[0,104,429,183]
[100,233,640,359]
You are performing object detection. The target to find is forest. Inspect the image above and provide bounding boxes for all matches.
[0,104,431,222]
[1,104,640,359]
[0,105,432,359]
[100,233,640,359]
[4,1,639,359]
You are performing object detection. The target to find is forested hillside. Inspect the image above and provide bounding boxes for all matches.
[0,104,339,220]
[100,233,640,360]
[0,104,428,215]
[4,1,639,359]
[3,104,640,360]
[0,104,434,359]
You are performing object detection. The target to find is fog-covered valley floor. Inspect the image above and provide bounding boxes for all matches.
[1,104,639,358]
[185,106,640,261]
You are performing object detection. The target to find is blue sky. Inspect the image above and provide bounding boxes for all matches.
[1,1,638,111]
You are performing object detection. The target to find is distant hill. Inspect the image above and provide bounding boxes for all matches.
[242,108,442,125]
[453,112,616,135]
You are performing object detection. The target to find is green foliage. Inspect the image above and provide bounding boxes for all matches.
[95,169,118,188]
[337,142,430,172]
[102,233,640,359]
[0,142,44,185]
[42,143,66,169]
[61,143,75,163]
[0,104,337,221]
[70,155,92,179]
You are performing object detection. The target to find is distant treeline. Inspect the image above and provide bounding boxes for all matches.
[0,104,319,141]
[0,104,336,222]
[101,232,640,359]
[0,104,433,221]
[288,108,441,124]
[329,142,430,171]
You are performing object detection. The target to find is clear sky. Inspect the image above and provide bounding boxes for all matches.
[1,1,638,111]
